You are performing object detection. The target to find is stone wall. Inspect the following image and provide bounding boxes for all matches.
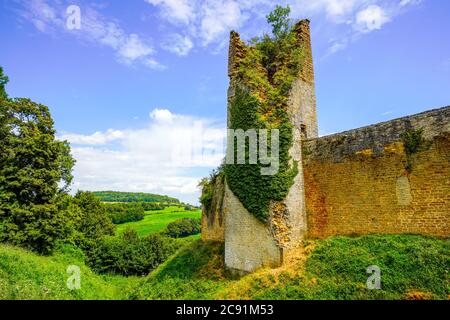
[201,173,225,242]
[224,183,282,273]
[303,106,450,238]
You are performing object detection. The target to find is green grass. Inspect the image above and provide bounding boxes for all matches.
[2,234,448,300]
[116,206,201,237]
[0,243,140,300]
[131,235,449,300]
[129,240,229,300]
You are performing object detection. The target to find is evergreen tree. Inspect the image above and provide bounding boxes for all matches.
[0,67,8,100]
[0,97,76,253]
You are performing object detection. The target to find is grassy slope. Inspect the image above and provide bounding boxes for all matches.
[116,206,202,237]
[0,244,140,300]
[131,235,449,300]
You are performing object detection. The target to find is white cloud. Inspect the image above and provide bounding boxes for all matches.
[325,39,349,56]
[199,0,246,45]
[161,34,194,56]
[399,0,423,7]
[292,0,367,22]
[60,109,226,204]
[146,0,196,25]
[146,0,422,57]
[146,0,251,47]
[118,34,154,61]
[318,0,424,57]
[354,5,390,33]
[17,0,163,70]
[150,108,176,123]
[59,129,125,146]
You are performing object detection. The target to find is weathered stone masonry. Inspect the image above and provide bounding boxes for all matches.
[303,107,450,238]
[202,19,450,273]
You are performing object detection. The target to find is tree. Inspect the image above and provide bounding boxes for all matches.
[73,191,115,244]
[0,97,76,253]
[0,67,8,100]
[266,5,292,40]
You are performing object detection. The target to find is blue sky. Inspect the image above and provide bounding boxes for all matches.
[1,0,449,204]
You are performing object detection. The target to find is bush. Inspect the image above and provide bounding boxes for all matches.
[86,229,176,276]
[141,202,166,211]
[164,218,201,238]
[104,203,145,224]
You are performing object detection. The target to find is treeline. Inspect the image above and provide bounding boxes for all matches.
[93,191,180,204]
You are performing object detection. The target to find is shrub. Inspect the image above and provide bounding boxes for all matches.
[86,229,176,276]
[104,202,145,224]
[164,218,202,238]
[141,202,165,211]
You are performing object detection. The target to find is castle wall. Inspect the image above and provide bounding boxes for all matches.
[201,174,225,242]
[303,106,450,238]
[224,183,282,273]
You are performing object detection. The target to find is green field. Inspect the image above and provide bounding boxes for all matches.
[116,206,202,237]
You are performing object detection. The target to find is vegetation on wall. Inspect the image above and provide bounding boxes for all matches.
[199,166,224,217]
[224,5,302,222]
[402,128,425,172]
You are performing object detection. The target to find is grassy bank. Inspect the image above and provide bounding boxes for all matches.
[1,234,447,300]
[131,235,449,300]
[0,244,140,300]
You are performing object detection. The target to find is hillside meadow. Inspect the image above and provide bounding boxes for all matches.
[115,206,202,237]
[130,234,450,300]
[1,233,447,300]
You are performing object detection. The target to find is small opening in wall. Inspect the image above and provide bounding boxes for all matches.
[300,124,307,139]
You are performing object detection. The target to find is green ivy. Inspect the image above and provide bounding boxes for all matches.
[402,128,424,156]
[402,128,425,173]
[225,14,303,223]
[199,167,224,217]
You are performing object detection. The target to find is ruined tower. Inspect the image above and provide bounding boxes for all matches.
[223,19,318,273]
[201,18,450,274]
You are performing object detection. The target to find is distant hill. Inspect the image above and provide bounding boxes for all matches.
[92,191,180,204]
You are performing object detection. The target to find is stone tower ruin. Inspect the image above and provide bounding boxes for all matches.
[201,19,450,274]
[224,19,317,273]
